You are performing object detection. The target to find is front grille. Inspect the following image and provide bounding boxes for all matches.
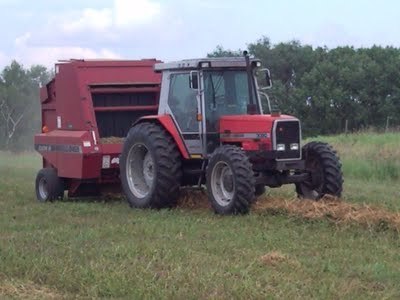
[273,120,301,160]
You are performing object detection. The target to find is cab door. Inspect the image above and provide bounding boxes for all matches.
[164,71,204,157]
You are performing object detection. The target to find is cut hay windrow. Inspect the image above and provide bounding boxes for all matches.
[0,280,63,299]
[254,195,400,232]
[176,190,400,232]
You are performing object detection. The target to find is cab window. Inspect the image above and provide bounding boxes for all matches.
[168,73,198,132]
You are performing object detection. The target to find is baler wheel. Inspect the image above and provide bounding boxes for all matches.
[206,145,255,215]
[120,122,182,209]
[35,168,64,202]
[296,141,343,200]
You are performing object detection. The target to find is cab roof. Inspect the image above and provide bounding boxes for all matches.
[154,57,261,72]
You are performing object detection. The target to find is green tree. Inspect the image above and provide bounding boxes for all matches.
[0,61,51,151]
[208,38,400,135]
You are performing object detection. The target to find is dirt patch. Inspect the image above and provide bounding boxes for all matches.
[177,189,210,210]
[260,251,288,266]
[0,279,64,299]
[254,195,400,232]
[260,251,300,267]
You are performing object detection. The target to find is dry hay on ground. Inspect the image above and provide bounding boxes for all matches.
[260,251,291,266]
[176,189,400,231]
[260,251,301,268]
[0,280,63,299]
[254,195,400,232]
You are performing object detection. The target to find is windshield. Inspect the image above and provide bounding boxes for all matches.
[203,70,259,131]
[204,70,259,115]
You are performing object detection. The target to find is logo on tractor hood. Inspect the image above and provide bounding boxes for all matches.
[220,132,270,139]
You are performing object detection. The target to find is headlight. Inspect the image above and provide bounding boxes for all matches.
[290,143,299,151]
[276,144,285,151]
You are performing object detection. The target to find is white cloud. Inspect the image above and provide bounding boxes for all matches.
[8,4,126,69]
[14,32,31,47]
[2,0,189,68]
[61,8,113,34]
[0,51,8,68]
[114,0,161,28]
[58,0,161,35]
[17,46,121,68]
[11,33,121,68]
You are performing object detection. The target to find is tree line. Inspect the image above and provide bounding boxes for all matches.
[209,37,400,136]
[1,37,400,151]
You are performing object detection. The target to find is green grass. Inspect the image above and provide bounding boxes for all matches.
[312,132,400,181]
[1,132,400,298]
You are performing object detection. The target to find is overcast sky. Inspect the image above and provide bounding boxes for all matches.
[0,0,399,69]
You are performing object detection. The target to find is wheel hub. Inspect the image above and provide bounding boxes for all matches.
[143,152,154,187]
[211,161,235,207]
[38,177,49,199]
[222,171,233,192]
[299,156,324,199]
[126,143,154,198]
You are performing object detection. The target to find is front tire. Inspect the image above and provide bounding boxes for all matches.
[296,141,343,200]
[120,122,182,209]
[35,168,64,202]
[206,145,255,215]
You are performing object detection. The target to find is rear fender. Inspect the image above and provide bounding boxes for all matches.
[133,115,189,159]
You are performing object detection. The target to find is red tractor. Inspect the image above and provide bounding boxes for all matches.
[34,53,343,215]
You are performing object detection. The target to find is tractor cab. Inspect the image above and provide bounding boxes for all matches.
[155,56,263,155]
[154,55,301,163]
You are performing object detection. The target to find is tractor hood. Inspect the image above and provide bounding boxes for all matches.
[219,114,300,152]
[219,114,298,136]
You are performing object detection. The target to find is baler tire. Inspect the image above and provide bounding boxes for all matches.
[255,184,266,197]
[206,145,255,215]
[296,141,343,200]
[120,122,182,209]
[35,168,64,202]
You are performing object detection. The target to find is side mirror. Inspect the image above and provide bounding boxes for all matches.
[189,71,199,90]
[264,68,272,88]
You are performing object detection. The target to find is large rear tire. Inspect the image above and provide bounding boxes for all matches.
[296,141,343,200]
[120,122,182,209]
[206,145,255,215]
[35,168,64,202]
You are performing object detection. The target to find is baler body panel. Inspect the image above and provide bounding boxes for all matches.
[35,59,162,188]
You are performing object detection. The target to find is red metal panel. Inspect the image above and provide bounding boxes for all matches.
[94,105,158,112]
[136,115,190,159]
[35,130,101,179]
[219,114,297,151]
[39,86,48,103]
[220,114,295,133]
[91,87,160,94]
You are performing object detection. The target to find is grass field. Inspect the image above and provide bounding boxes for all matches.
[1,132,400,299]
